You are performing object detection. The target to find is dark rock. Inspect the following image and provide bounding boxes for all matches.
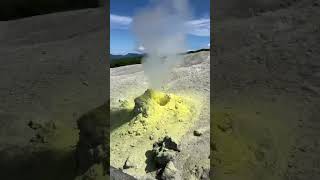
[28,120,42,130]
[155,150,176,167]
[151,136,181,169]
[153,136,181,152]
[194,129,204,136]
[82,80,89,86]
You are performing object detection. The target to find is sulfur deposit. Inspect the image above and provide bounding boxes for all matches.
[110,89,201,177]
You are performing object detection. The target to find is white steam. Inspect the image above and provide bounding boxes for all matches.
[132,0,191,89]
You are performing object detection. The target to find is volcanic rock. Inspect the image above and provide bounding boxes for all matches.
[152,136,180,167]
[193,129,204,136]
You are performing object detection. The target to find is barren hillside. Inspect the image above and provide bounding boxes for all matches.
[0,8,107,179]
[213,0,320,179]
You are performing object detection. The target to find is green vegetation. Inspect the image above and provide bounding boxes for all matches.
[184,48,210,54]
[110,56,143,68]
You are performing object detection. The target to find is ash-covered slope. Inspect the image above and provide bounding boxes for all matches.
[215,0,305,20]
[0,8,107,180]
[213,0,320,180]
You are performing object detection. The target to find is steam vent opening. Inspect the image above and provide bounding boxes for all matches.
[110,89,202,177]
[134,89,171,115]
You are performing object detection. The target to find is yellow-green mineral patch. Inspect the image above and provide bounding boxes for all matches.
[110,89,201,177]
[211,95,298,180]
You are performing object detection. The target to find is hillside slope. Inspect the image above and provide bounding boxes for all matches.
[0,8,107,179]
[213,0,320,179]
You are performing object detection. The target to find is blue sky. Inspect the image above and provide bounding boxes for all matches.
[110,0,210,55]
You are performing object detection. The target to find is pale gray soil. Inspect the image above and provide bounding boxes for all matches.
[0,8,107,179]
[213,0,320,179]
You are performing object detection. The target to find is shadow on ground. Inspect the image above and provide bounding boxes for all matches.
[110,109,134,132]
[0,149,76,180]
[145,150,158,173]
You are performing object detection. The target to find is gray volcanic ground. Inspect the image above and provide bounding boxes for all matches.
[0,8,108,179]
[213,0,320,180]
[0,0,319,179]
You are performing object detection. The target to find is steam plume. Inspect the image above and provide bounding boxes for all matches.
[132,0,191,89]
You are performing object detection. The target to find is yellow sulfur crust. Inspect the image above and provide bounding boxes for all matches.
[110,89,201,176]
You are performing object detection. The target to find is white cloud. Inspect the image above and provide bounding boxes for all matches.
[138,45,145,51]
[208,43,210,47]
[110,13,210,37]
[110,14,132,29]
[185,18,210,37]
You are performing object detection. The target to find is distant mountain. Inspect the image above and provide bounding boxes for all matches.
[110,49,210,60]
